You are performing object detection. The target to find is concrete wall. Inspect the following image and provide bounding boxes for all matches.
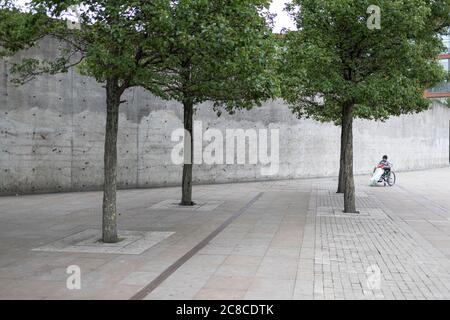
[1,38,450,195]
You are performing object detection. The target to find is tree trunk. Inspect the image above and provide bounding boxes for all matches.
[342,102,358,213]
[180,99,194,206]
[336,108,345,194]
[102,79,121,243]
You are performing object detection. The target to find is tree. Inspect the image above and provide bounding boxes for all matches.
[7,0,175,243]
[0,0,49,58]
[151,0,278,206]
[280,0,449,213]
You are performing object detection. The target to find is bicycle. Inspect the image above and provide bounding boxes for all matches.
[379,169,396,187]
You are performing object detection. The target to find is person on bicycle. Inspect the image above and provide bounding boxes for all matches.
[371,155,395,186]
[378,155,392,180]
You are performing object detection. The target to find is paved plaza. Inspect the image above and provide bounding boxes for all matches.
[1,167,450,300]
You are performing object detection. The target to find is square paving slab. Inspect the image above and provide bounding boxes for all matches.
[32,229,175,255]
[149,199,224,211]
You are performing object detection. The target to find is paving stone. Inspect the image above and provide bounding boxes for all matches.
[32,229,175,255]
[2,168,450,299]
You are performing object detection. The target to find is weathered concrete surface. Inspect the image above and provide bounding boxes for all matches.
[1,38,450,194]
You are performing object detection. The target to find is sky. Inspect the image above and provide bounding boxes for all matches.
[270,0,296,32]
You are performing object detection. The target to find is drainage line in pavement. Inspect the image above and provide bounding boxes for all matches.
[129,192,263,300]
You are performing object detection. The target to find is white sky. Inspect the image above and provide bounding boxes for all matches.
[270,0,296,32]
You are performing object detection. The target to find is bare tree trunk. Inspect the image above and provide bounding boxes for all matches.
[342,102,358,213]
[336,108,345,194]
[102,78,121,243]
[180,98,194,206]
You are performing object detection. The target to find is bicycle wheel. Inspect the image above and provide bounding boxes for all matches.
[387,171,396,186]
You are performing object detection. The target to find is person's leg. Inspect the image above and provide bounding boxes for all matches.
[378,170,385,182]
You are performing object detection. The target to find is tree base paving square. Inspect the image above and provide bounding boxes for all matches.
[149,200,223,212]
[32,229,175,255]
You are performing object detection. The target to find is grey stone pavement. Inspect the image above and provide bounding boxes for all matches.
[1,167,450,300]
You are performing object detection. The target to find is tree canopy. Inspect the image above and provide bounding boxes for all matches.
[281,0,448,125]
[9,0,176,89]
[150,0,279,112]
[0,0,50,57]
